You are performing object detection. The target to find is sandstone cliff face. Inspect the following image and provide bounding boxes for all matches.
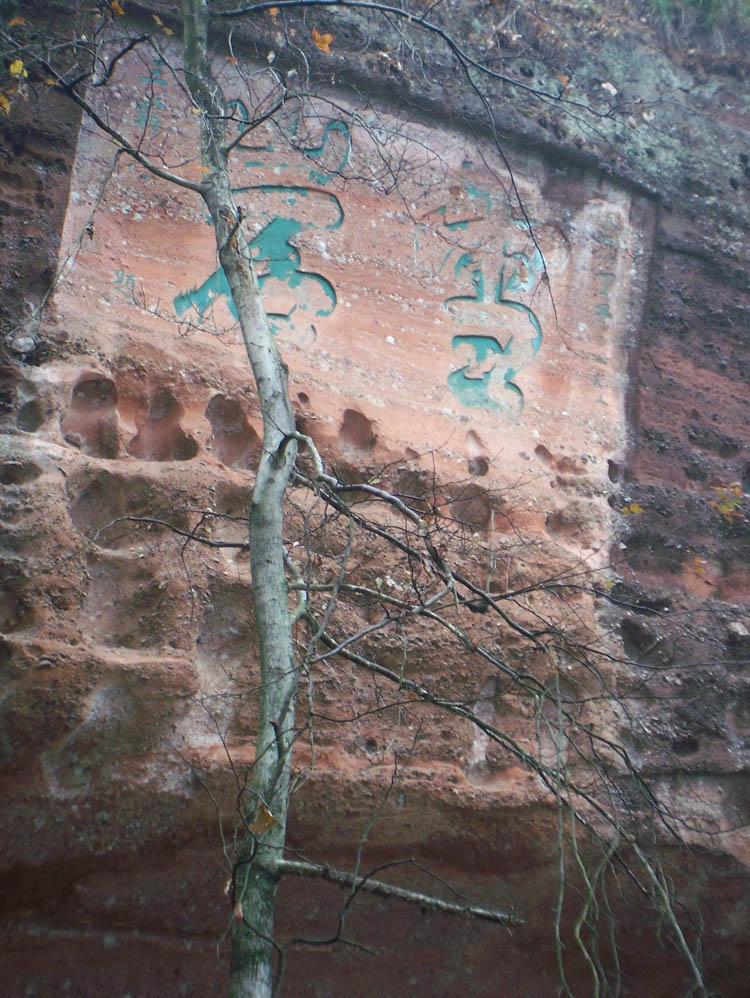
[1,3,749,995]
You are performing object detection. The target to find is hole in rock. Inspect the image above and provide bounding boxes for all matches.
[536,444,584,475]
[624,596,672,616]
[297,391,310,406]
[535,444,554,467]
[69,471,189,549]
[42,680,153,794]
[626,533,683,576]
[607,459,620,483]
[671,736,700,756]
[28,266,55,298]
[148,386,180,421]
[545,510,568,537]
[556,454,584,475]
[0,460,41,485]
[208,482,252,561]
[16,398,43,432]
[450,486,493,532]
[3,683,68,772]
[338,408,376,452]
[128,388,198,462]
[61,374,119,458]
[189,578,258,741]
[72,375,117,408]
[0,577,34,632]
[204,394,260,468]
[685,461,708,482]
[196,579,254,686]
[467,456,489,477]
[0,366,18,420]
[716,564,750,603]
[620,617,670,667]
[394,467,432,515]
[82,554,184,650]
[205,394,246,435]
[329,460,371,495]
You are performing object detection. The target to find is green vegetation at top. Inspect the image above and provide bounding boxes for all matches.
[649,0,750,28]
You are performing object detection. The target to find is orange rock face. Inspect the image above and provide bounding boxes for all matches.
[1,21,749,998]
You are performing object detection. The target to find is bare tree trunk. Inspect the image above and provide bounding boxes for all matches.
[183,3,298,994]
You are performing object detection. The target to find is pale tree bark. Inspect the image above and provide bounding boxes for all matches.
[183,3,298,994]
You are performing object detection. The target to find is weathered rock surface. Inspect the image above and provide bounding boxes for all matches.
[1,2,749,995]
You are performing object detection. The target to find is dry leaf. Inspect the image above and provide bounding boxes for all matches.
[312,28,334,54]
[111,0,124,15]
[558,74,569,86]
[269,5,279,17]
[601,81,618,97]
[250,802,277,834]
[8,16,26,26]
[233,899,244,921]
[152,13,163,26]
[0,94,10,116]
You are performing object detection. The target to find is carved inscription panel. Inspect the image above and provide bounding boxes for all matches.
[55,54,652,520]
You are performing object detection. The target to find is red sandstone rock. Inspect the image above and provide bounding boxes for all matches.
[1,4,749,996]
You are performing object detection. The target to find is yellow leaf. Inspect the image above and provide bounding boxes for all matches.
[312,28,334,54]
[111,0,124,15]
[196,166,211,173]
[191,106,202,114]
[164,25,174,35]
[44,78,56,87]
[8,16,26,27]
[269,6,279,17]
[619,502,644,516]
[152,14,163,26]
[9,59,28,78]
[249,802,276,834]
[0,94,10,116]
